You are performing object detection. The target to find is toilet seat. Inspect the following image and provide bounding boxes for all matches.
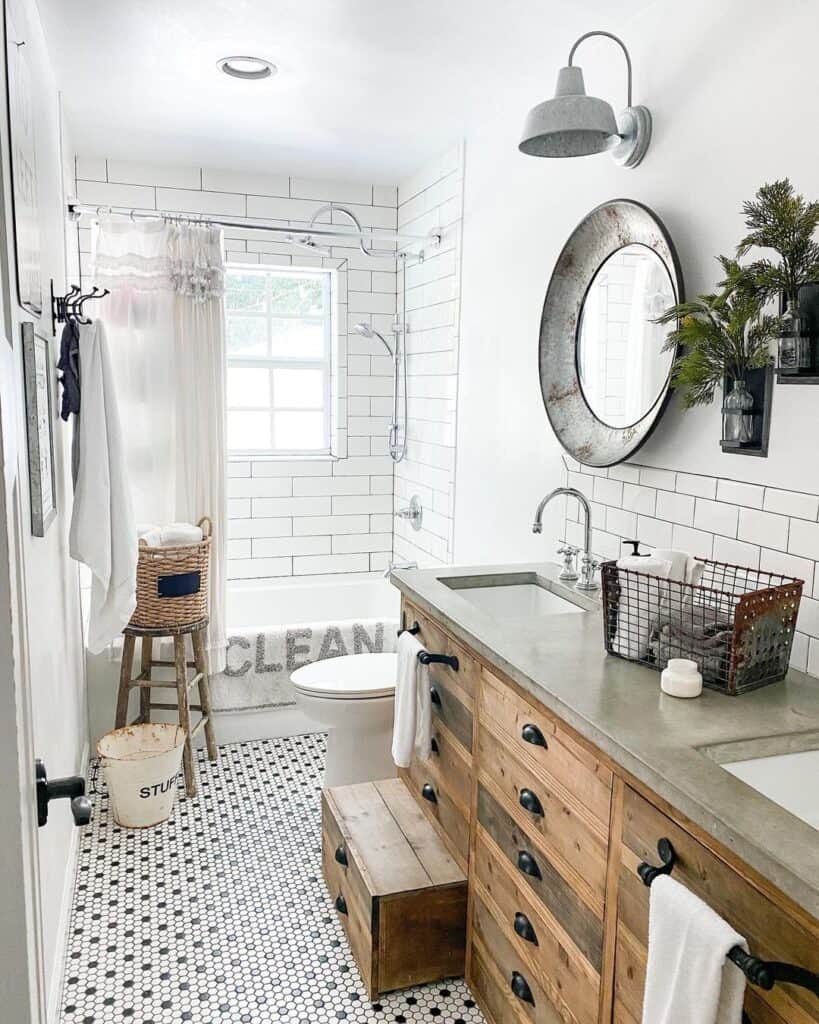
[290,652,397,700]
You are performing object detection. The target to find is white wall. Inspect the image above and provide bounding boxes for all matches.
[73,161,398,580]
[394,145,464,567]
[455,0,819,570]
[2,0,87,1014]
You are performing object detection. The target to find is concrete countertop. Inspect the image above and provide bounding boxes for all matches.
[391,562,819,918]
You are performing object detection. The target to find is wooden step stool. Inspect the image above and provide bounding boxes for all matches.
[116,617,217,797]
[322,777,468,998]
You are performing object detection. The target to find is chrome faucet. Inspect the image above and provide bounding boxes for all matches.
[383,559,418,578]
[532,487,599,591]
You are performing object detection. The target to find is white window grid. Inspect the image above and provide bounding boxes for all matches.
[226,264,335,457]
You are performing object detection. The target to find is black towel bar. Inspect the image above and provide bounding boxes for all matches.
[638,839,819,999]
[417,651,459,670]
[398,620,420,637]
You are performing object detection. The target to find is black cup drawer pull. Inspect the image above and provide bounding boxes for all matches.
[430,687,442,706]
[518,788,544,817]
[421,783,438,804]
[510,971,535,1006]
[513,912,539,945]
[517,849,542,880]
[335,895,348,915]
[334,845,348,867]
[521,723,548,748]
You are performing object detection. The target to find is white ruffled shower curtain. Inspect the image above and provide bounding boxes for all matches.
[94,215,227,673]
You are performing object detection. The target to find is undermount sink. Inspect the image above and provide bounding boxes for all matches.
[441,572,588,620]
[702,734,819,830]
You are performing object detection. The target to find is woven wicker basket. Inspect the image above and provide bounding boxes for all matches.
[129,517,212,631]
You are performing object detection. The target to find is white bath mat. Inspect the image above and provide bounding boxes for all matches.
[209,618,398,712]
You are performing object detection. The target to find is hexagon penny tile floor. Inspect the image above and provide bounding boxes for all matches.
[59,733,485,1024]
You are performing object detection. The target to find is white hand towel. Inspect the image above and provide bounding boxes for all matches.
[160,522,203,546]
[69,321,138,652]
[612,555,672,658]
[642,875,748,1024]
[392,632,431,768]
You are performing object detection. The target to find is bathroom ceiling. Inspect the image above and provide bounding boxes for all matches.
[38,0,643,183]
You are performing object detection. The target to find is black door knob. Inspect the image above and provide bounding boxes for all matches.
[335,894,348,915]
[521,723,547,748]
[518,788,544,816]
[334,845,348,867]
[513,912,539,945]
[510,971,535,1006]
[36,759,90,828]
[421,783,438,803]
[517,849,542,879]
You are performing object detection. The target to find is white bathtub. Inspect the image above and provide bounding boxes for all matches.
[227,573,400,629]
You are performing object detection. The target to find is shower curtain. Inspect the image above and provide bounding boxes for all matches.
[94,215,228,673]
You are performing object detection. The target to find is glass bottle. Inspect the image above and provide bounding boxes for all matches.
[777,299,810,373]
[722,378,754,446]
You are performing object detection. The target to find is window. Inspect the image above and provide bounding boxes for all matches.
[225,265,335,456]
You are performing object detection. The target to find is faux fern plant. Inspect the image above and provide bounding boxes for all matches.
[654,257,778,408]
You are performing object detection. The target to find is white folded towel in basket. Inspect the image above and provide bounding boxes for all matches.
[159,522,204,546]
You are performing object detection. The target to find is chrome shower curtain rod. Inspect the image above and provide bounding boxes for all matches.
[66,202,440,250]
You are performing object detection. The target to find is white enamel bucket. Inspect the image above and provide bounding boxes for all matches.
[97,723,186,828]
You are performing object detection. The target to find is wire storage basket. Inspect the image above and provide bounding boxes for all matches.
[130,517,211,631]
[600,558,804,695]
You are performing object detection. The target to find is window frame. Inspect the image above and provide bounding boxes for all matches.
[225,263,336,458]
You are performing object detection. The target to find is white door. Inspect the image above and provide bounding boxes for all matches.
[0,337,48,1020]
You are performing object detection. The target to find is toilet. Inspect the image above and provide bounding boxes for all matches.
[290,653,398,787]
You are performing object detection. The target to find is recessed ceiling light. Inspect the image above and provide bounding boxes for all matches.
[217,55,277,81]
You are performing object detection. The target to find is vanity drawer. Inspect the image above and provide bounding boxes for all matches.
[476,781,604,973]
[480,668,611,828]
[470,889,565,1024]
[400,754,471,868]
[477,724,608,909]
[473,829,600,1024]
[615,785,819,1024]
[403,600,481,702]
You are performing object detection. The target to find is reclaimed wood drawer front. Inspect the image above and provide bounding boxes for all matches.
[404,600,480,698]
[477,724,608,906]
[616,785,819,1024]
[474,828,600,1024]
[477,781,604,973]
[480,668,611,829]
[471,889,567,1024]
[469,936,533,1024]
[322,779,467,998]
[399,754,470,868]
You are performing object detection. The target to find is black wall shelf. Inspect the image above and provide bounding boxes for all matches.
[720,363,773,458]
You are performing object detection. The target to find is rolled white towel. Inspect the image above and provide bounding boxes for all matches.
[136,523,162,547]
[160,522,204,547]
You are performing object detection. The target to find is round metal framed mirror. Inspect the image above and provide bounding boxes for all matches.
[539,199,683,466]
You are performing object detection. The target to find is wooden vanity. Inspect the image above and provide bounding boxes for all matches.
[383,595,819,1024]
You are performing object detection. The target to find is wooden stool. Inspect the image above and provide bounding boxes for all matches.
[116,617,217,797]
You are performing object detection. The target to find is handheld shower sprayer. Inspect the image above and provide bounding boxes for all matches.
[352,322,407,462]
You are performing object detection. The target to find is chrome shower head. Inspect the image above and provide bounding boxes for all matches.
[352,322,393,356]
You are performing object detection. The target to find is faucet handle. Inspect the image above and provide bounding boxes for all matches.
[557,543,579,555]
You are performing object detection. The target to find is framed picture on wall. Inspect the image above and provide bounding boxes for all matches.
[4,1,42,316]
[21,322,56,536]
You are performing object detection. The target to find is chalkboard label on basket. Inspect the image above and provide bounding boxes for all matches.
[157,571,201,598]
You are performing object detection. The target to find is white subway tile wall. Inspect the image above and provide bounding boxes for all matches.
[561,459,819,677]
[393,145,464,569]
[74,157,401,580]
